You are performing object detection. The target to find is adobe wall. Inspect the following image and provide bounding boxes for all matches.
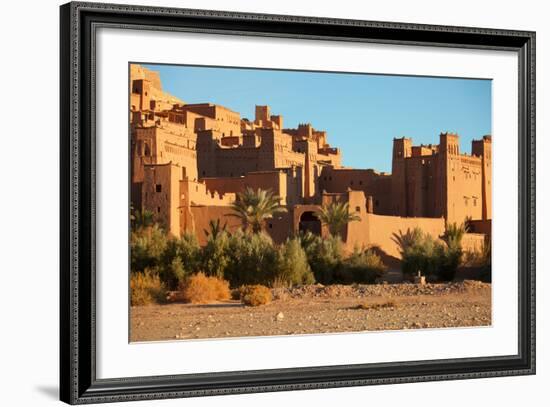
[404,154,439,218]
[349,213,446,258]
[130,65,492,251]
[130,64,183,106]
[180,178,235,207]
[130,93,141,112]
[181,104,241,137]
[183,206,292,246]
[131,126,157,185]
[472,136,492,220]
[130,64,162,90]
[468,219,492,237]
[202,171,288,204]
[142,163,181,236]
[445,154,483,224]
[184,206,243,245]
[265,211,294,244]
[391,137,412,216]
[316,149,342,167]
[155,124,198,181]
[462,233,487,253]
[214,147,264,177]
[318,167,393,214]
[132,124,199,182]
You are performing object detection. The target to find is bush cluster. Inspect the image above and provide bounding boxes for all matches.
[131,226,322,289]
[131,226,201,290]
[392,224,466,282]
[462,238,492,282]
[130,268,167,306]
[130,223,389,305]
[180,272,230,304]
[297,232,386,285]
[338,248,387,284]
[239,285,272,306]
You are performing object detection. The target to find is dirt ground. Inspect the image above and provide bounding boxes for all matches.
[130,280,491,342]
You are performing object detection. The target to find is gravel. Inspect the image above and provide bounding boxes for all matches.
[130,280,491,342]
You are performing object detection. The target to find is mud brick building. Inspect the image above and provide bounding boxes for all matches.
[130,64,491,255]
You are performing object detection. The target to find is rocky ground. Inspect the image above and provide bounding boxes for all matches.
[130,280,491,342]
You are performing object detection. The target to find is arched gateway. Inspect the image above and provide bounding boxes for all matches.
[298,211,321,235]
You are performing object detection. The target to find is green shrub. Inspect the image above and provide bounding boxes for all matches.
[223,230,277,287]
[130,268,166,306]
[479,238,492,283]
[130,224,168,273]
[299,233,344,285]
[463,238,492,282]
[240,285,272,306]
[439,223,466,281]
[201,231,231,279]
[274,238,315,286]
[392,225,465,282]
[339,248,387,284]
[393,228,444,279]
[159,233,201,289]
[180,272,231,304]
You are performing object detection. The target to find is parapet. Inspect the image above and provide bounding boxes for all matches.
[181,178,236,206]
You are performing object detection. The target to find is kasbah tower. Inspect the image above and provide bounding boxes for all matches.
[130,64,491,258]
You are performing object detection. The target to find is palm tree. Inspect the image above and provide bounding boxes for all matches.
[441,222,466,252]
[315,201,360,237]
[130,205,155,231]
[391,227,424,256]
[229,187,287,233]
[203,218,227,240]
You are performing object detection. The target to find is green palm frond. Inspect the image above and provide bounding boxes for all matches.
[204,218,227,240]
[315,201,361,237]
[229,187,287,233]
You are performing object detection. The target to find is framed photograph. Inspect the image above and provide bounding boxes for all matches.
[60,1,535,404]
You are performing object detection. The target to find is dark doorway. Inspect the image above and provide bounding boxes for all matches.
[299,211,321,235]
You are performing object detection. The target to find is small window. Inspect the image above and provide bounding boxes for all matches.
[355,206,360,212]
[157,206,161,213]
[268,223,273,229]
[155,184,162,193]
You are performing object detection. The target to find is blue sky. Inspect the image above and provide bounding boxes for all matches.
[142,63,491,173]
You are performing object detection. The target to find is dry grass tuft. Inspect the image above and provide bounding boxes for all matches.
[180,272,231,304]
[354,299,396,310]
[131,270,167,306]
[240,285,272,306]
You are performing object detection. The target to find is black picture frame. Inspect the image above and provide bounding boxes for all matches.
[60,1,536,404]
